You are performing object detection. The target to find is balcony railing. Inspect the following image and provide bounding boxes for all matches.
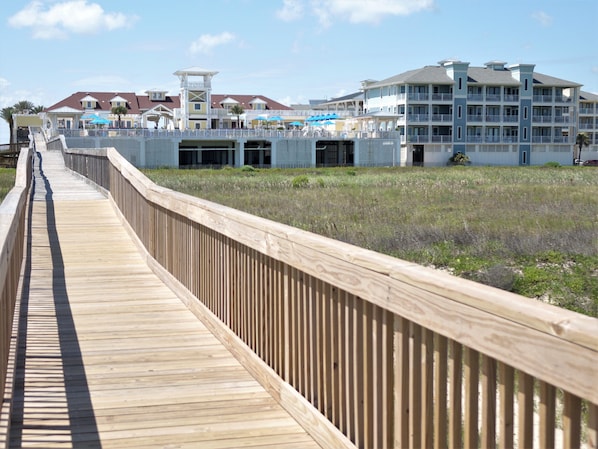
[407,114,429,122]
[407,93,429,101]
[431,93,453,101]
[431,114,453,122]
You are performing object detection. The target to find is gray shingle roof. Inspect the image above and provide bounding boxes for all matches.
[365,64,582,88]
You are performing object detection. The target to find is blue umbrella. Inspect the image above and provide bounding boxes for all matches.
[289,121,304,126]
[81,113,99,120]
[90,117,110,126]
[269,115,283,122]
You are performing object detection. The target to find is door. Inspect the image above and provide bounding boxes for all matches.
[413,145,424,167]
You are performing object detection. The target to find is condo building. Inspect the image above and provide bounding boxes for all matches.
[360,60,583,166]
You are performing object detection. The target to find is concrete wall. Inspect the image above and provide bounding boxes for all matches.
[275,139,312,167]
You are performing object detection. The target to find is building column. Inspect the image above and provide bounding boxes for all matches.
[353,139,360,166]
[235,140,245,167]
[270,140,277,167]
[311,139,317,167]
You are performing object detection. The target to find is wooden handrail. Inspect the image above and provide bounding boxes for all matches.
[0,146,33,444]
[64,145,598,449]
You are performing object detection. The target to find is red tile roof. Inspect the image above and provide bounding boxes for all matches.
[45,91,181,114]
[46,92,289,113]
[211,94,291,110]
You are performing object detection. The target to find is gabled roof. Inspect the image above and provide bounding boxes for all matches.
[580,90,598,101]
[210,94,291,110]
[367,66,454,87]
[532,72,582,87]
[318,91,363,105]
[110,95,128,103]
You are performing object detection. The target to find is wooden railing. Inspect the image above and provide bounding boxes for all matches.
[0,146,33,431]
[62,145,597,449]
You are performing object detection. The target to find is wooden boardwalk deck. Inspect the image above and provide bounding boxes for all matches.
[9,146,320,448]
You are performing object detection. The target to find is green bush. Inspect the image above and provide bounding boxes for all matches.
[448,152,471,166]
[291,174,309,188]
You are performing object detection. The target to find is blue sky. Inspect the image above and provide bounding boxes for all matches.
[1,0,597,143]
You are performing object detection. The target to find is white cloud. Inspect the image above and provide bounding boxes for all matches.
[531,10,553,27]
[8,1,137,39]
[189,32,236,55]
[310,0,435,26]
[277,0,304,21]
[0,78,10,90]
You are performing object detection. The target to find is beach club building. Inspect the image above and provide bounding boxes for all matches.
[42,62,597,168]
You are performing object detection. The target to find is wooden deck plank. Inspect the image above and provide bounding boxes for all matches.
[9,149,321,449]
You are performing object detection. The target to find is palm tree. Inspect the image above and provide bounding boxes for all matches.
[1,107,15,144]
[575,132,590,164]
[13,100,35,114]
[2,101,39,144]
[111,105,128,129]
[230,104,244,129]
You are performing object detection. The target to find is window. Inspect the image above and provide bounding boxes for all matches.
[524,79,528,91]
[458,105,462,118]
[524,107,528,120]
[194,104,202,111]
[458,78,462,90]
[523,127,527,140]
[457,126,462,139]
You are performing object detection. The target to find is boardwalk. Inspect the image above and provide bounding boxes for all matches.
[9,143,320,448]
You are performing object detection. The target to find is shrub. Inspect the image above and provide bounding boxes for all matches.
[543,161,561,168]
[241,165,256,172]
[448,152,471,166]
[291,174,309,188]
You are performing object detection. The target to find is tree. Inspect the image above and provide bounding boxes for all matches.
[1,101,44,143]
[13,100,35,114]
[1,107,15,144]
[575,132,590,164]
[111,105,128,129]
[230,104,244,129]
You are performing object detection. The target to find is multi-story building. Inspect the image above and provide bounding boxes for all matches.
[578,90,598,161]
[360,60,582,166]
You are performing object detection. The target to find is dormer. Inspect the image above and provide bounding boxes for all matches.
[484,60,507,71]
[249,97,267,110]
[110,95,128,109]
[80,94,100,110]
[220,97,239,111]
[146,89,167,101]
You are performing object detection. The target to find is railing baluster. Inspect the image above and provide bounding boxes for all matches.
[449,339,463,449]
[539,381,556,449]
[394,316,410,448]
[481,355,497,449]
[434,334,448,449]
[563,392,582,449]
[464,347,479,449]
[517,371,534,449]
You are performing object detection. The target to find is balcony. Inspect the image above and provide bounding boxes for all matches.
[407,93,430,101]
[407,114,430,122]
[431,93,453,101]
[430,114,453,122]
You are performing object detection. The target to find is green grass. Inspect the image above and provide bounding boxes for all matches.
[0,168,16,202]
[143,165,598,317]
